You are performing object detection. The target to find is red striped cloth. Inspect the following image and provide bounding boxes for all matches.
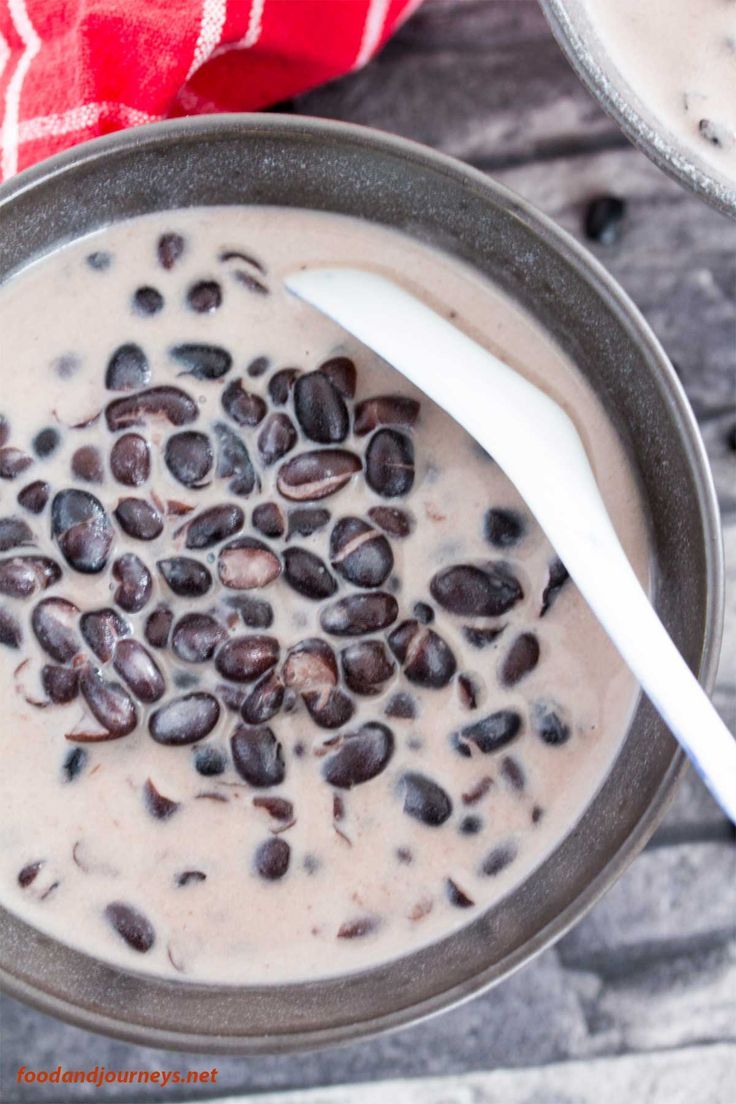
[0,0,422,181]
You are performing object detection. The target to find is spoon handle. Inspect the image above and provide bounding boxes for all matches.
[286,267,736,822]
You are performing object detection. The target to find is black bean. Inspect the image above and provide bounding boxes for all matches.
[105,901,155,952]
[0,417,8,446]
[501,632,539,686]
[584,194,626,246]
[387,620,457,688]
[430,563,523,617]
[217,537,281,589]
[413,602,433,624]
[106,387,198,431]
[113,639,165,702]
[42,665,79,704]
[399,771,452,826]
[462,625,505,649]
[31,597,80,662]
[71,445,104,483]
[215,635,279,683]
[133,287,164,315]
[501,756,525,792]
[320,592,398,636]
[114,497,163,541]
[242,670,284,725]
[294,371,349,443]
[258,412,297,465]
[277,449,362,501]
[231,725,285,787]
[253,502,286,539]
[164,432,213,487]
[341,640,395,696]
[213,422,258,496]
[80,607,129,661]
[366,428,414,498]
[149,692,220,745]
[457,673,480,710]
[187,280,222,313]
[170,343,232,379]
[0,606,21,648]
[0,556,61,598]
[330,516,393,588]
[354,394,420,436]
[480,842,518,877]
[62,746,87,781]
[282,638,337,693]
[229,594,275,629]
[533,702,570,746]
[385,691,416,719]
[112,553,152,613]
[454,710,521,754]
[253,796,293,822]
[221,379,267,426]
[0,447,33,480]
[540,557,569,616]
[459,815,482,835]
[194,745,226,776]
[247,355,270,378]
[105,344,150,391]
[0,517,34,551]
[283,547,337,600]
[254,837,290,880]
[171,613,227,663]
[52,489,114,574]
[144,604,173,649]
[18,861,43,887]
[157,232,185,269]
[367,505,414,538]
[156,556,211,597]
[177,870,206,886]
[323,722,394,788]
[233,270,268,295]
[33,427,60,459]
[446,878,475,908]
[110,434,150,486]
[484,507,525,549]
[183,504,244,551]
[80,665,137,737]
[287,507,330,539]
[338,916,379,939]
[303,687,355,730]
[318,356,356,399]
[268,367,301,404]
[17,480,50,514]
[143,778,179,820]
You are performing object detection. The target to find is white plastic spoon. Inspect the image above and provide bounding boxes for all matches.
[286,267,736,823]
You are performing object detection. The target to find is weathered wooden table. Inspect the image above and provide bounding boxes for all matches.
[2,3,734,1101]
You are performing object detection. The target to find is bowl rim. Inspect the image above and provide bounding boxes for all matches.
[0,113,725,1054]
[539,0,736,220]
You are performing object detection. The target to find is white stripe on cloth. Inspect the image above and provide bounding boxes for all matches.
[187,0,228,80]
[0,30,10,84]
[212,0,264,57]
[353,0,391,70]
[17,102,163,144]
[1,0,41,179]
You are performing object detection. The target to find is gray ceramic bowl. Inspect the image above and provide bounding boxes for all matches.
[540,0,736,219]
[0,116,723,1053]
